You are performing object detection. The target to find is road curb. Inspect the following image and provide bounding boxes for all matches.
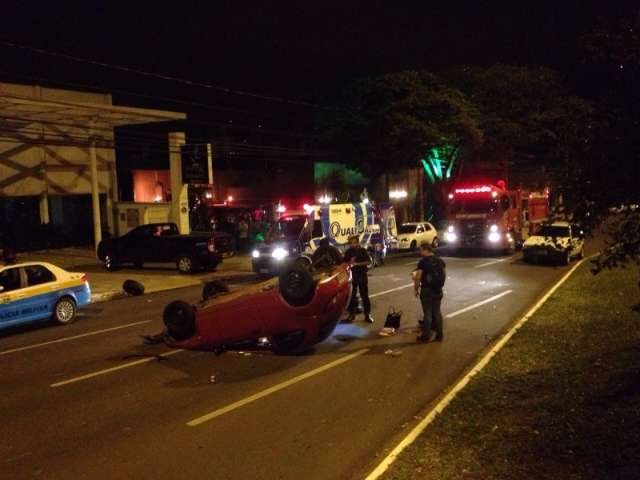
[365,257,591,480]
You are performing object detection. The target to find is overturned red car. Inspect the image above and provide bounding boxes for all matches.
[162,263,352,354]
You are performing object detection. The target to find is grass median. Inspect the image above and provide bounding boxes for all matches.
[383,262,640,480]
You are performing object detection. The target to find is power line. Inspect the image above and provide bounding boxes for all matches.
[0,40,331,110]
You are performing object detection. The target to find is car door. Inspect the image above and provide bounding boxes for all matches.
[0,267,34,328]
[20,265,60,322]
[423,223,435,243]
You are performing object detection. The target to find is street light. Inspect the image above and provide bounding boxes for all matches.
[389,189,408,200]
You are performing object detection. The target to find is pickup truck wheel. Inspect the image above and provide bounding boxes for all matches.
[53,297,77,325]
[177,255,195,274]
[104,254,118,271]
[279,266,315,307]
[202,280,229,301]
[163,301,196,340]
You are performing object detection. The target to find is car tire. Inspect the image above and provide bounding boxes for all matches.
[278,265,316,307]
[123,279,145,296]
[410,240,417,252]
[562,251,571,266]
[202,280,229,301]
[53,297,77,325]
[104,254,118,271]
[271,330,306,355]
[432,237,439,249]
[177,254,196,274]
[163,301,196,341]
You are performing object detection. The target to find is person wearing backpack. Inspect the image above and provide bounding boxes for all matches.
[414,242,446,342]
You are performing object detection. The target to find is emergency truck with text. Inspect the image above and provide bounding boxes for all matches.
[251,202,397,275]
[444,181,550,252]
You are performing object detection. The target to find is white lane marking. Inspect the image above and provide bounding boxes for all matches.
[365,258,589,480]
[474,255,517,268]
[370,283,413,298]
[187,348,369,427]
[474,258,506,268]
[50,349,182,388]
[404,260,419,266]
[445,290,513,318]
[0,320,152,357]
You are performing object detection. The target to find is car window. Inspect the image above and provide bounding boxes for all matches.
[398,225,417,234]
[25,265,56,286]
[0,268,22,293]
[424,224,432,231]
[416,227,424,234]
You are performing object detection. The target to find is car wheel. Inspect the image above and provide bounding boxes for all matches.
[278,265,315,307]
[271,330,306,355]
[202,280,230,301]
[163,301,196,341]
[177,255,195,274]
[104,254,118,271]
[432,237,439,249]
[53,297,77,325]
[410,240,417,251]
[562,251,571,265]
[123,279,145,296]
[294,257,312,271]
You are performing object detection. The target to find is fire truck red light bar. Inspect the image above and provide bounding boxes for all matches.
[455,186,492,194]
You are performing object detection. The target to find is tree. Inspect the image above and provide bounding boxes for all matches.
[324,71,483,178]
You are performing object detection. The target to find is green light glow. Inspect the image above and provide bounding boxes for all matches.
[420,145,457,183]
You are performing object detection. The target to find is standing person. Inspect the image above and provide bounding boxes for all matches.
[238,217,249,253]
[344,235,373,323]
[413,242,446,342]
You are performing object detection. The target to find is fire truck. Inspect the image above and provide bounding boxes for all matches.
[444,181,550,252]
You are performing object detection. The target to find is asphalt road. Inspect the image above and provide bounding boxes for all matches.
[0,247,593,480]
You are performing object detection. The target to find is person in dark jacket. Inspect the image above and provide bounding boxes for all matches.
[344,235,373,323]
[311,238,343,269]
[413,242,446,342]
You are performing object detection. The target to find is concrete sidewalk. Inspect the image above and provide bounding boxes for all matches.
[15,246,255,302]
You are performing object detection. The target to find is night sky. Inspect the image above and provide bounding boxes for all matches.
[1,1,636,136]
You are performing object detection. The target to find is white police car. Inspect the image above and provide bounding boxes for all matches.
[522,222,585,265]
[0,262,91,329]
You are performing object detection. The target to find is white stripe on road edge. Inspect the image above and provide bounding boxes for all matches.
[50,349,182,388]
[187,348,369,427]
[0,320,152,357]
[370,283,413,298]
[445,290,513,318]
[365,258,588,480]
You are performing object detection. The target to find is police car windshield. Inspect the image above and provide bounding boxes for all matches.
[269,216,306,239]
[398,225,418,234]
[451,197,498,214]
[539,226,570,237]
